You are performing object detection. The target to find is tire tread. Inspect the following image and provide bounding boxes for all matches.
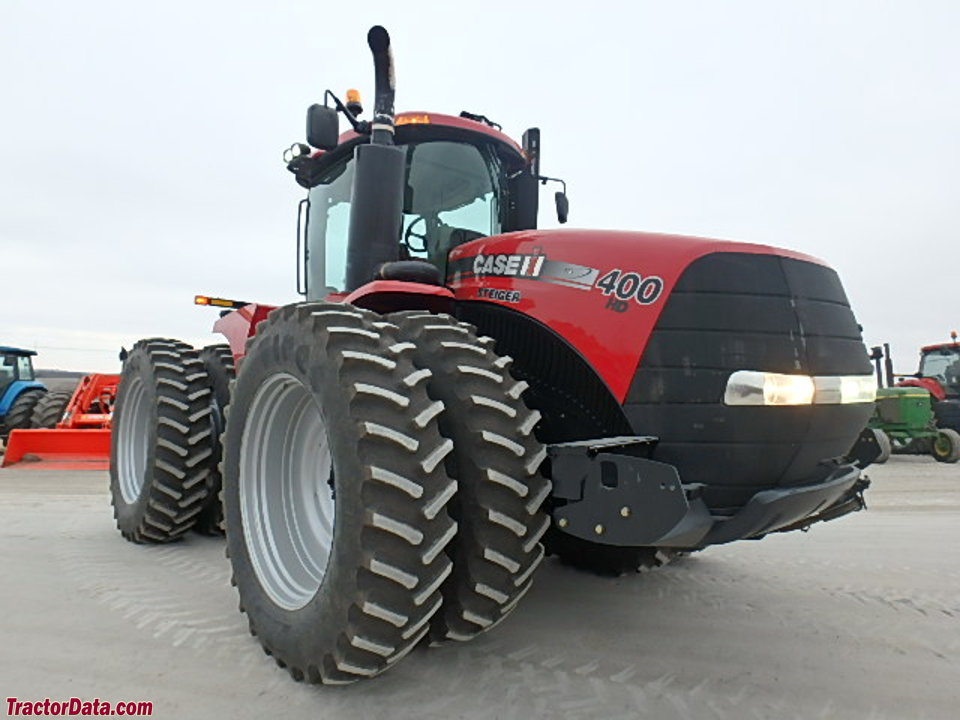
[224,303,457,683]
[388,311,551,643]
[110,338,214,543]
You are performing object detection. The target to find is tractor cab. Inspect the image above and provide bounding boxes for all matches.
[0,347,36,399]
[918,343,960,397]
[286,67,565,300]
[298,123,526,295]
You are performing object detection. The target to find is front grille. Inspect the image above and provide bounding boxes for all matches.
[457,302,633,443]
[623,252,872,511]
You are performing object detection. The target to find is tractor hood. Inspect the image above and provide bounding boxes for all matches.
[447,229,830,401]
[448,228,826,282]
[449,228,873,514]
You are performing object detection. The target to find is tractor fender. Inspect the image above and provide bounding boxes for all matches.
[211,282,453,363]
[337,280,455,315]
[897,377,945,401]
[0,380,46,417]
[212,304,277,362]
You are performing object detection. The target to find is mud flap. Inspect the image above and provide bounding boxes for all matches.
[846,427,883,468]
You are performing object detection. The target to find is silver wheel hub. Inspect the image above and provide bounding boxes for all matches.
[239,373,335,611]
[117,376,150,504]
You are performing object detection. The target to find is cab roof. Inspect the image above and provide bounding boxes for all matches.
[329,111,526,169]
[339,111,523,153]
[294,111,529,190]
[921,342,960,354]
[0,347,36,357]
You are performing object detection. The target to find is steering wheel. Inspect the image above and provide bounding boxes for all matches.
[403,216,429,254]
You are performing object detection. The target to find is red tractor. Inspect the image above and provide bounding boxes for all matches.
[110,27,879,683]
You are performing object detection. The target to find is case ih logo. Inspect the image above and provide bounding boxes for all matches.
[448,253,664,309]
[473,253,545,278]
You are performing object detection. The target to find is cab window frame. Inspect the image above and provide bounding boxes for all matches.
[303,132,519,292]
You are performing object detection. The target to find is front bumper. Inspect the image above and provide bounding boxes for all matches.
[548,435,871,549]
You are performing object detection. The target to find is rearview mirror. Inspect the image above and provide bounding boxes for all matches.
[306,104,340,150]
[555,191,569,224]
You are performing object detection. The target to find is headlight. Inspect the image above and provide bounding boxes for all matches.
[813,375,878,405]
[725,371,876,406]
[724,371,815,406]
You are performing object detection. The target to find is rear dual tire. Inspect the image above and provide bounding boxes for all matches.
[109,339,215,543]
[192,344,235,535]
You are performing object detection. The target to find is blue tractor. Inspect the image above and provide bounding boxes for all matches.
[0,347,47,442]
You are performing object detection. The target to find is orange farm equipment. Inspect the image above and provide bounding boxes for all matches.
[2,373,119,469]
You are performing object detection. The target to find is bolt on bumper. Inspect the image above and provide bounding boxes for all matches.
[547,434,871,549]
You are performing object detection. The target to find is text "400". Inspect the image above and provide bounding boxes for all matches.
[595,269,664,305]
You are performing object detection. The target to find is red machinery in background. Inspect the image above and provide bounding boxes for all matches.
[2,374,119,469]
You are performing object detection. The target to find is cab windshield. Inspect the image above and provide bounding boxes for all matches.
[0,355,32,396]
[307,140,503,292]
[0,356,15,395]
[400,141,501,266]
[920,348,960,392]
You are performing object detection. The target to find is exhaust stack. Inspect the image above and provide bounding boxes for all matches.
[367,26,396,146]
[344,25,405,292]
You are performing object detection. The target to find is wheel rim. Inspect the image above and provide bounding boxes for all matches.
[117,376,150,504]
[239,372,335,611]
[933,434,949,458]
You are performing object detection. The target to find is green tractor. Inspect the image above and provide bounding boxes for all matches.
[868,344,960,463]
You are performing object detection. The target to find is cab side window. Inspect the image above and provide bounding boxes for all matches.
[306,157,355,293]
[0,357,14,390]
[16,356,33,382]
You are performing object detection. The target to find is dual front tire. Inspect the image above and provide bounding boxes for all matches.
[387,311,550,642]
[222,304,459,682]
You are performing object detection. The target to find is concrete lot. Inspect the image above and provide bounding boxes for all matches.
[0,457,957,719]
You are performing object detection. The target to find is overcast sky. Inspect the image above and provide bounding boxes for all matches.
[1,1,958,375]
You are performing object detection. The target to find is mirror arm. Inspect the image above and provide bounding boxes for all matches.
[534,175,570,224]
[324,90,370,134]
[537,175,567,195]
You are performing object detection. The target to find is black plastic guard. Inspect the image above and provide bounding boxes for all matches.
[698,466,865,545]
